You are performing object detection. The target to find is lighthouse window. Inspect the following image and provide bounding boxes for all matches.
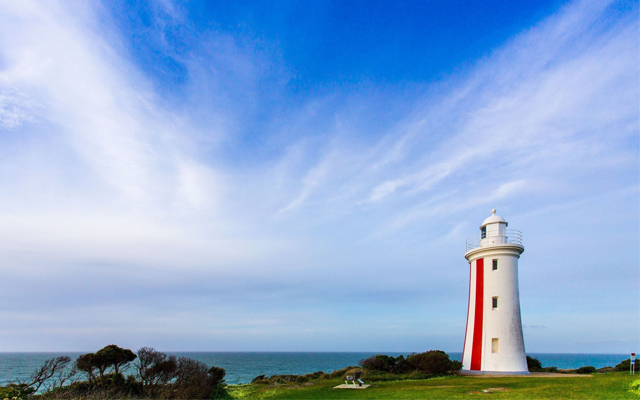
[492,338,499,353]
[481,226,487,239]
[492,297,498,309]
[492,259,498,270]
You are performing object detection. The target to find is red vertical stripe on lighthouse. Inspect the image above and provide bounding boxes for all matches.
[470,258,484,371]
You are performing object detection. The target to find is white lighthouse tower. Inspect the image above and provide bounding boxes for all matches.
[461,209,529,374]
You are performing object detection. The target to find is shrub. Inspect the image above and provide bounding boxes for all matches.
[249,371,328,386]
[542,367,558,373]
[43,373,142,399]
[391,355,413,374]
[615,359,635,372]
[630,379,640,395]
[210,384,233,399]
[310,371,327,379]
[328,367,357,379]
[169,356,220,399]
[341,368,363,381]
[359,351,459,376]
[359,355,396,372]
[16,345,228,400]
[526,356,543,372]
[575,366,596,374]
[137,348,178,389]
[208,366,226,387]
[407,350,458,375]
[0,384,35,400]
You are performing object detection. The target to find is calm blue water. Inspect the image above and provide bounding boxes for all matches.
[0,352,630,386]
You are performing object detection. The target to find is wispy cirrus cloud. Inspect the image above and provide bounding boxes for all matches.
[0,0,636,352]
[279,0,637,218]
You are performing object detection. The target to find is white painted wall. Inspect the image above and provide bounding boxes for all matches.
[462,214,528,374]
[479,251,527,372]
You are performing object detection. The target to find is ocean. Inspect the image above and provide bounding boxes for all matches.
[0,352,630,386]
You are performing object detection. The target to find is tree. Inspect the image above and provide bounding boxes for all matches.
[95,344,137,375]
[76,345,137,385]
[208,366,226,387]
[21,356,75,393]
[84,352,110,379]
[75,353,98,383]
[526,356,543,372]
[136,347,178,388]
[171,357,228,399]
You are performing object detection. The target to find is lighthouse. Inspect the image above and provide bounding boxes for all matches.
[461,209,528,374]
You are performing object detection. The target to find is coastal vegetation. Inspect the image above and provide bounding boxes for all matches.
[1,349,637,399]
[0,345,229,400]
[248,351,461,387]
[359,351,462,376]
[238,353,637,399]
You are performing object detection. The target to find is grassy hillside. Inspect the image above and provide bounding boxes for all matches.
[228,373,639,399]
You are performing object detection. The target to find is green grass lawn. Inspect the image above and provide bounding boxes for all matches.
[227,373,639,399]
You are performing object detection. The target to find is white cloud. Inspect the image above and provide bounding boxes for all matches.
[0,0,636,351]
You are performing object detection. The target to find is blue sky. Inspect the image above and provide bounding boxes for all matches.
[0,0,637,353]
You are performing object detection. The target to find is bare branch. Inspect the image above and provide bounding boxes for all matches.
[27,356,71,392]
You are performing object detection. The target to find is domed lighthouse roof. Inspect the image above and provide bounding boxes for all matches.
[480,209,507,228]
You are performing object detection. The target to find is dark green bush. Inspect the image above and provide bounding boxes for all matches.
[210,384,233,399]
[303,371,328,380]
[526,356,543,372]
[41,373,143,399]
[359,352,459,376]
[250,370,330,386]
[358,354,416,373]
[391,355,413,374]
[407,350,459,375]
[250,374,299,385]
[0,384,35,399]
[359,354,396,372]
[542,367,558,372]
[208,366,226,387]
[615,359,635,372]
[576,366,596,374]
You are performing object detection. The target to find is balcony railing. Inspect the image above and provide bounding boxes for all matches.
[466,229,523,252]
